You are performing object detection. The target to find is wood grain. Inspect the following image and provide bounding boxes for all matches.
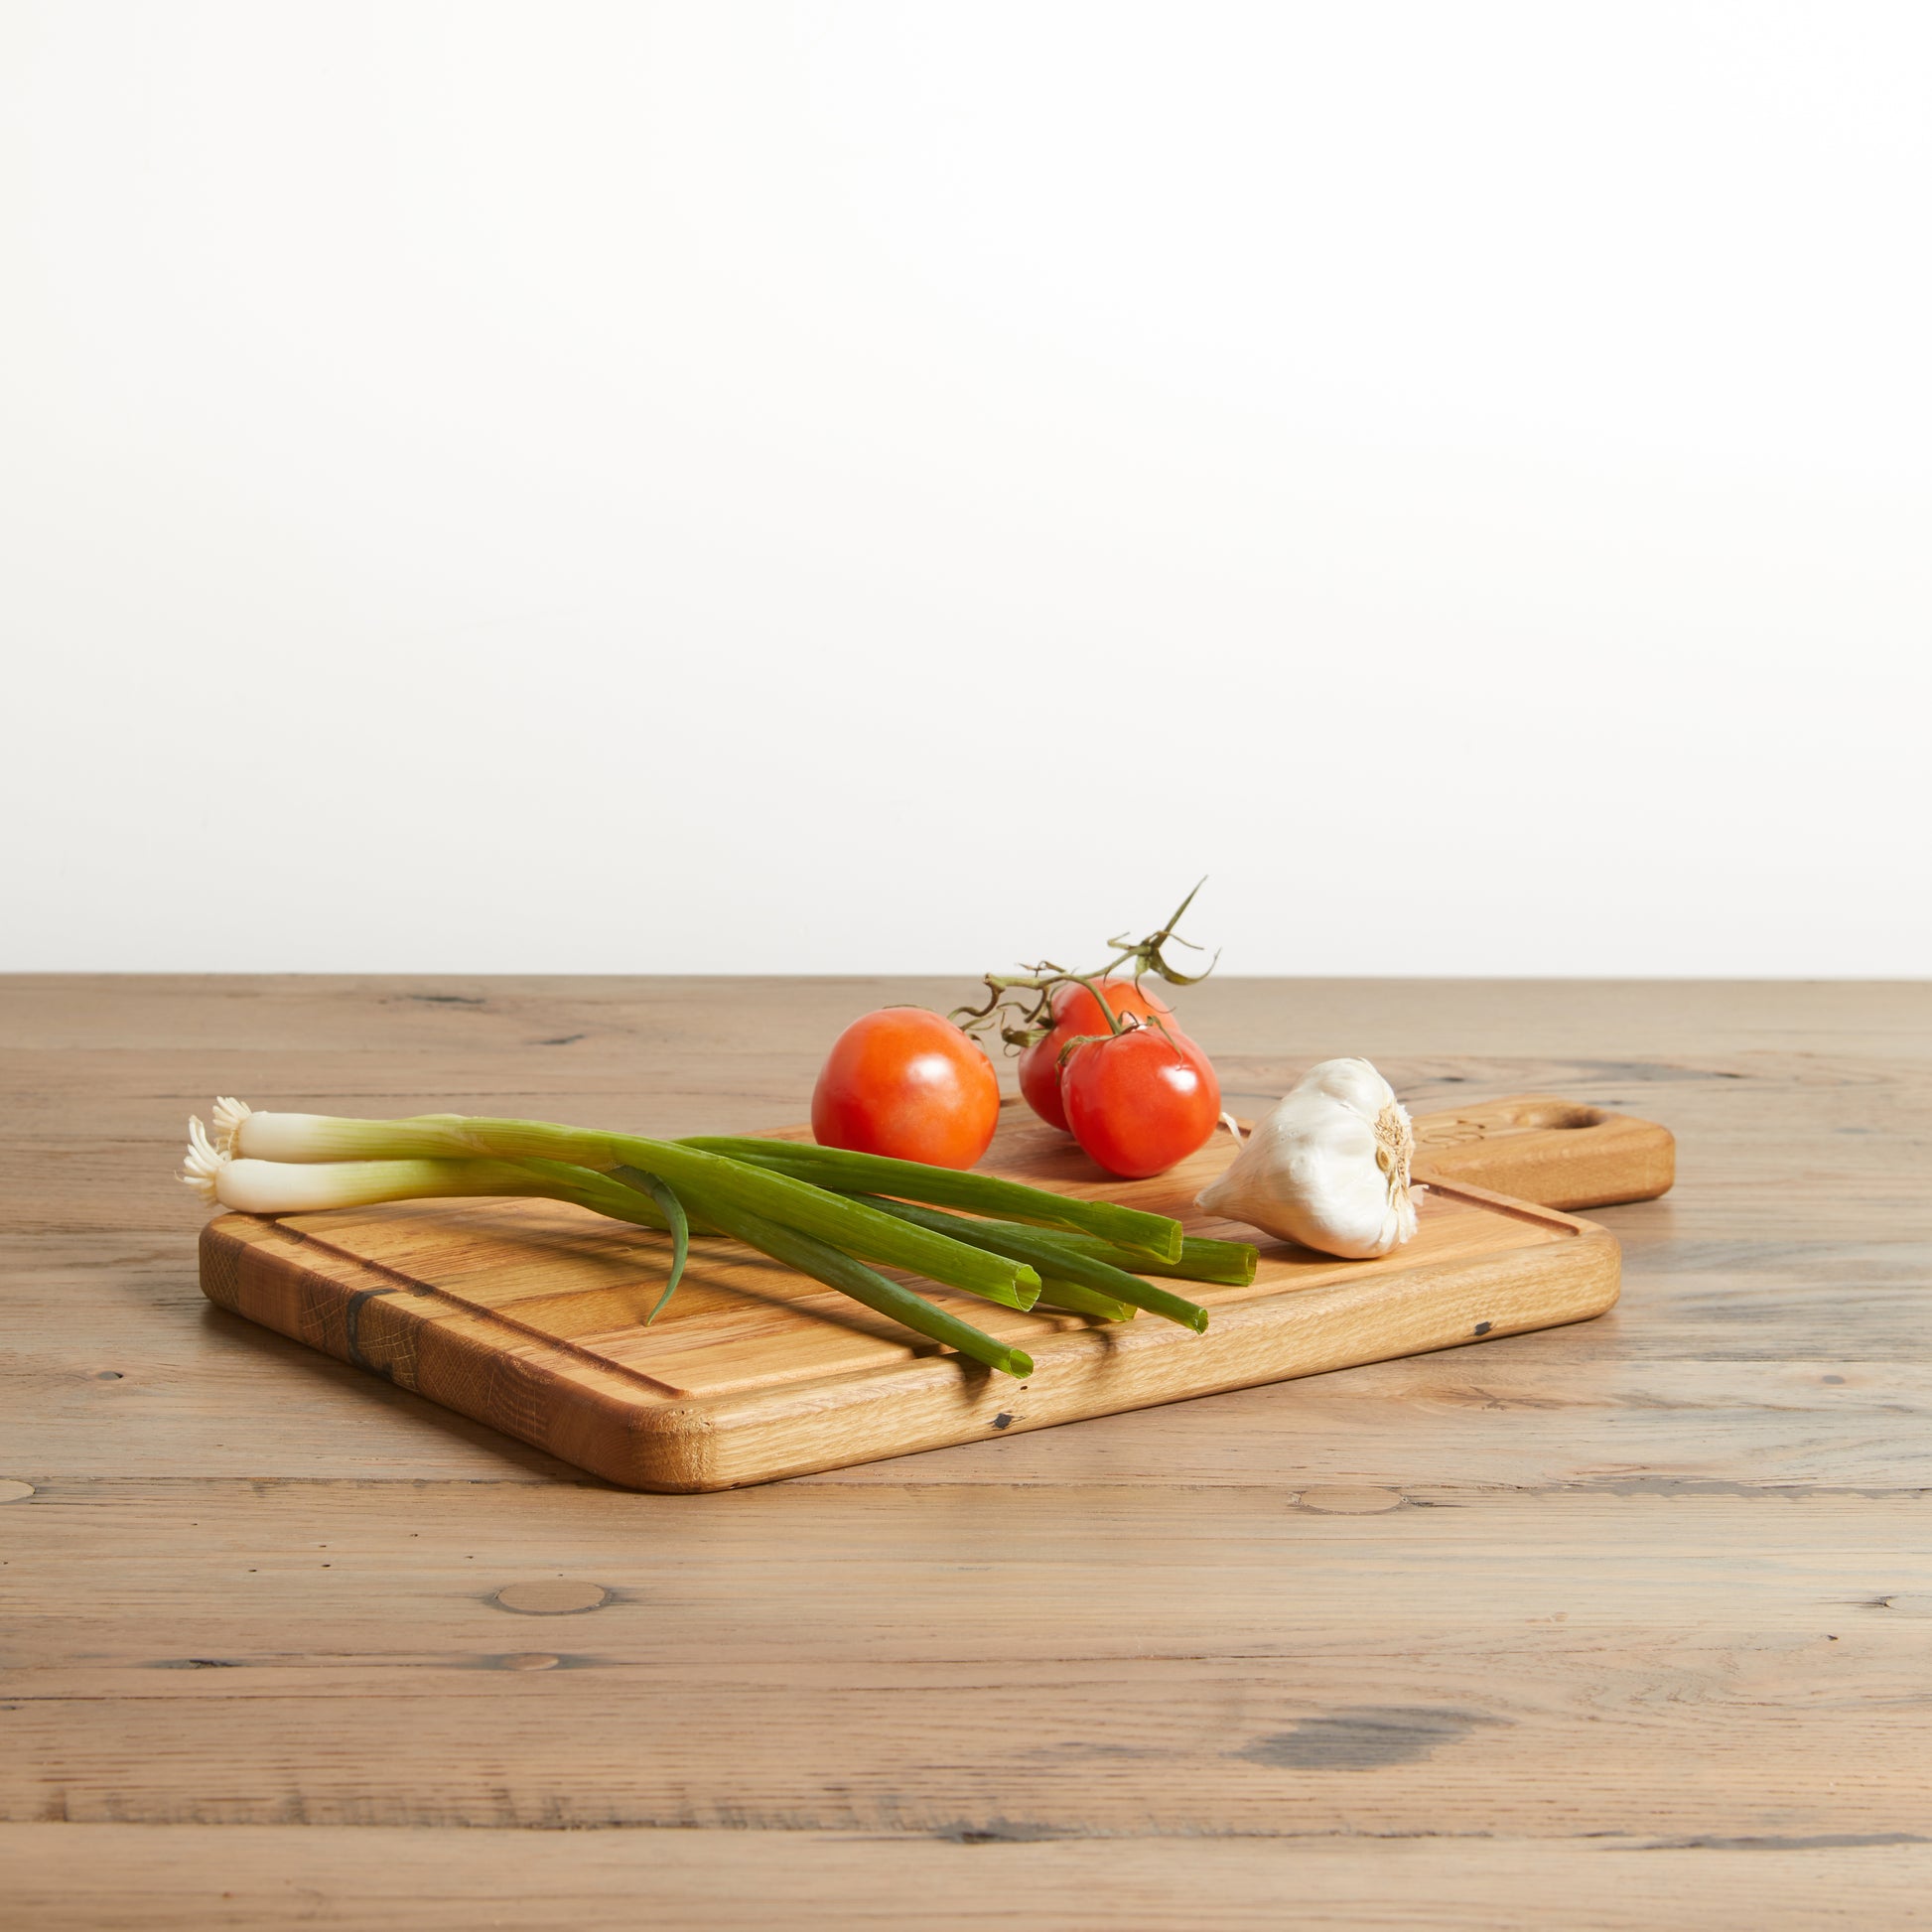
[3,974,1929,1929]
[195,1099,1633,1490]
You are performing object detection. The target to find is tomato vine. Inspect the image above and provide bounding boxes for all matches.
[949,881,1219,1051]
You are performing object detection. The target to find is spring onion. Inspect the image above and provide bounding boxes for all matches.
[850,1196,1210,1332]
[678,1136,1184,1262]
[183,1100,1209,1383]
[636,1173,1033,1378]
[207,1104,1042,1311]
[794,1196,1255,1288]
[978,1223,1255,1287]
[1032,1278,1138,1322]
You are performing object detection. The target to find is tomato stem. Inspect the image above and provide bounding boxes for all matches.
[1064,974,1124,1035]
[949,882,1217,1049]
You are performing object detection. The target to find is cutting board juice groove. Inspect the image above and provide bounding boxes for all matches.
[201,1096,1669,1491]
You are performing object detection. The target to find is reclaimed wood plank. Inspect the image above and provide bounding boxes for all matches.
[5,1825,1927,1932]
[6,1480,1930,1838]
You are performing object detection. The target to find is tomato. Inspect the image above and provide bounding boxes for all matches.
[1018,978,1174,1131]
[1060,1023,1221,1178]
[811,1007,1001,1169]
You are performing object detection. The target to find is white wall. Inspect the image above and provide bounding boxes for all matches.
[4,1,1927,976]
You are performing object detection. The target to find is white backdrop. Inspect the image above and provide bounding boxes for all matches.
[4,1,1928,976]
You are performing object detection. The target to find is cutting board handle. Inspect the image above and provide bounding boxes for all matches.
[1407,1094,1674,1210]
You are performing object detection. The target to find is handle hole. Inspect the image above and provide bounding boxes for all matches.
[1499,1104,1605,1131]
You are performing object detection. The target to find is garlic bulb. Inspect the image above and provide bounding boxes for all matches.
[1195,1057,1418,1259]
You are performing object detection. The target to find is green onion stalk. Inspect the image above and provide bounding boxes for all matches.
[180,1101,1239,1380]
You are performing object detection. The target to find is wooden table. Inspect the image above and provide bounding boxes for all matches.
[6,976,1929,1929]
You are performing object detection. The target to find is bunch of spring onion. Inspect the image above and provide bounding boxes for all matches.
[181,1101,1257,1380]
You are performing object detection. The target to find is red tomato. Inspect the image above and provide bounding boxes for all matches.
[1018,978,1174,1131]
[1060,1023,1221,1178]
[811,1008,1001,1170]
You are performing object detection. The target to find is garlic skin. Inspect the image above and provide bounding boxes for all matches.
[1194,1057,1418,1259]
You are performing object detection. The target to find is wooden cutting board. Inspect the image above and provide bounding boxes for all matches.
[200,1095,1672,1491]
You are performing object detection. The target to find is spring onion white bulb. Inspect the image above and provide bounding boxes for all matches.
[212,1097,470,1164]
[1194,1057,1418,1259]
[183,1116,548,1214]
